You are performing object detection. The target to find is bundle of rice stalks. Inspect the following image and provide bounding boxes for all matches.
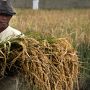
[0,36,78,90]
[41,38,78,90]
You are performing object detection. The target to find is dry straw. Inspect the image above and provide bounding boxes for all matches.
[0,36,78,90]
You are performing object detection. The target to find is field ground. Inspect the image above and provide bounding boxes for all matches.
[10,8,90,89]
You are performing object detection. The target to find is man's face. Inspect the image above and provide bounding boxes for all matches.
[0,15,12,32]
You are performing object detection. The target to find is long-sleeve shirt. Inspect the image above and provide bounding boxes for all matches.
[0,26,23,90]
[0,26,23,43]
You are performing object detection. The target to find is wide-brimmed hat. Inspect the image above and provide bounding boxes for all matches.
[0,0,16,16]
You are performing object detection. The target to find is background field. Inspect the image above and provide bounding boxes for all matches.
[10,9,90,89]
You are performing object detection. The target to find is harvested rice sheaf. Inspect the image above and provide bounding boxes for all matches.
[0,36,79,90]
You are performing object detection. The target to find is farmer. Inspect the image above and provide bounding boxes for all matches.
[0,0,23,90]
[0,0,23,43]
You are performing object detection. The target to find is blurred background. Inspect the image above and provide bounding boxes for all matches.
[12,0,90,9]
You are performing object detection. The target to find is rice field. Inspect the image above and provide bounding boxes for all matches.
[10,9,90,48]
[10,8,90,89]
